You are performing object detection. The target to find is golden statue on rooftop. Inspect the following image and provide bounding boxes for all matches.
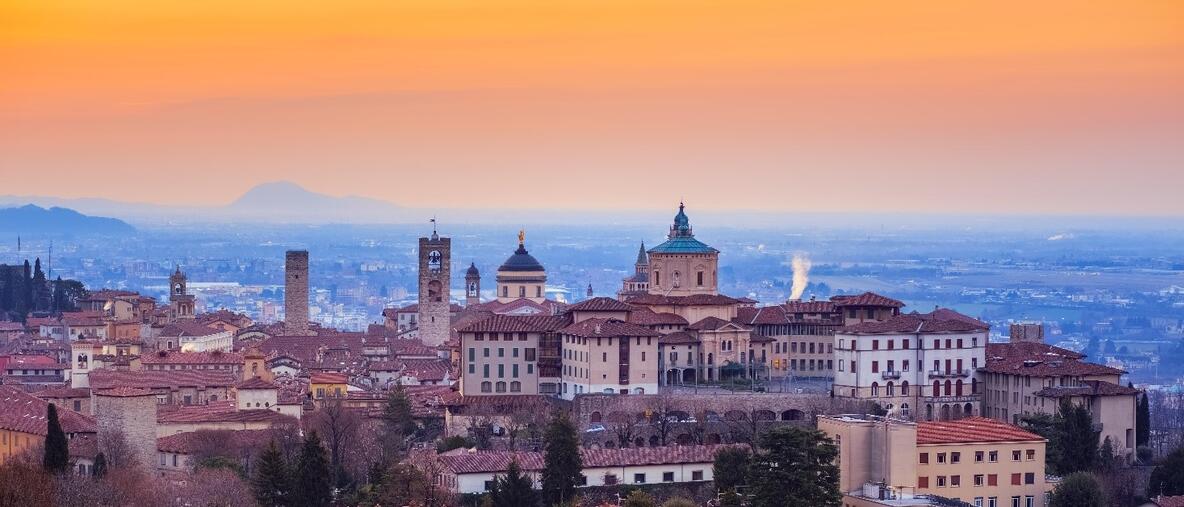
[518,229,525,245]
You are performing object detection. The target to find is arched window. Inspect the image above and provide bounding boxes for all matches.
[510,381,521,393]
[871,382,879,397]
[886,381,895,396]
[672,271,681,288]
[956,379,964,396]
[933,380,940,396]
[536,286,542,298]
[481,381,492,393]
[944,380,952,396]
[495,381,507,393]
[971,378,978,394]
[707,353,714,365]
[902,381,910,395]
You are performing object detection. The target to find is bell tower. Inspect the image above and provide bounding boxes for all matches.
[465,262,481,307]
[169,266,195,320]
[417,221,451,346]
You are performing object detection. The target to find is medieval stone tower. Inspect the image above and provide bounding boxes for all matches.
[94,387,157,470]
[284,250,310,334]
[465,262,481,307]
[169,266,195,320]
[417,227,451,346]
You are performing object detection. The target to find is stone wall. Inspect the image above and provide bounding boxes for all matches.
[94,392,158,470]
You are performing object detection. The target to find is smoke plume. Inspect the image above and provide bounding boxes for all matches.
[789,253,812,301]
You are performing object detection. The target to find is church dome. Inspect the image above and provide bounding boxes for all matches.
[466,262,480,276]
[499,244,545,272]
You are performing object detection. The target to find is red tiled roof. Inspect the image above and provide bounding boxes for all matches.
[456,314,569,334]
[389,339,438,357]
[565,297,633,313]
[624,294,740,306]
[95,387,154,397]
[157,429,278,454]
[559,318,659,338]
[89,368,239,390]
[236,377,279,390]
[439,444,736,474]
[310,372,349,384]
[0,385,96,436]
[831,292,905,308]
[141,350,243,365]
[159,322,223,337]
[735,306,789,326]
[659,332,700,345]
[917,417,1044,445]
[392,359,452,382]
[840,312,987,334]
[686,316,746,331]
[783,300,838,313]
[1034,380,1138,398]
[35,386,91,399]
[4,355,66,369]
[157,400,296,424]
[981,342,1123,377]
[626,308,688,326]
[69,433,98,459]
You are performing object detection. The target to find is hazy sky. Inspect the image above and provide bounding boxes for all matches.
[2,1,1181,215]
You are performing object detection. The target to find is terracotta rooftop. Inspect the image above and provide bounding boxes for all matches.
[1034,380,1139,398]
[624,294,740,307]
[1151,496,1184,507]
[686,316,747,332]
[981,342,1124,377]
[564,297,634,313]
[626,308,688,326]
[659,331,700,345]
[831,292,905,308]
[783,300,838,313]
[157,429,279,454]
[141,349,243,365]
[456,314,569,334]
[840,311,988,334]
[310,371,349,384]
[559,318,659,338]
[89,368,239,390]
[0,385,96,436]
[158,401,296,425]
[916,417,1044,445]
[438,444,737,474]
[158,321,223,337]
[95,386,155,397]
[236,377,279,390]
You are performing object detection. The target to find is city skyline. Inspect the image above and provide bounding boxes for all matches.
[3,0,1182,215]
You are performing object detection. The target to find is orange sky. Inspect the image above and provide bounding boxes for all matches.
[2,0,1181,215]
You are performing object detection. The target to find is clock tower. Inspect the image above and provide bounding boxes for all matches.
[417,222,451,346]
[169,266,195,320]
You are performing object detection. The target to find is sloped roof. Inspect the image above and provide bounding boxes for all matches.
[564,297,633,313]
[627,308,688,326]
[0,385,96,436]
[439,444,736,474]
[141,350,243,365]
[981,342,1124,377]
[840,312,987,334]
[236,377,279,390]
[1034,380,1138,398]
[89,368,239,390]
[559,318,659,338]
[917,417,1044,445]
[625,294,739,306]
[456,314,569,334]
[831,292,905,308]
[659,332,700,345]
[687,316,747,332]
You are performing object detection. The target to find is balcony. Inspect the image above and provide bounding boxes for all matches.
[927,369,971,379]
[927,395,978,403]
[881,371,901,380]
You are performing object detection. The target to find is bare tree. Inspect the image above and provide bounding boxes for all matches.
[608,411,638,448]
[647,392,679,446]
[306,398,362,486]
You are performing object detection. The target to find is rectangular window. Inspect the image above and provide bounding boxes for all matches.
[513,364,519,378]
[1024,473,1034,485]
[988,474,998,486]
[1011,497,1020,507]
[918,476,929,488]
[904,339,910,349]
[483,364,490,378]
[888,340,895,350]
[1012,450,1021,461]
[872,340,879,350]
[989,451,998,463]
[527,364,534,374]
[663,472,675,482]
[468,348,475,361]
[1011,473,1021,485]
[484,348,490,357]
[951,452,961,464]
[513,348,519,358]
[951,475,960,487]
[634,473,646,484]
[919,453,929,464]
[974,474,984,486]
[692,471,704,481]
[937,453,946,464]
[1026,449,1036,461]
[498,348,505,358]
[872,361,879,373]
[903,360,910,371]
[976,451,984,462]
[937,476,946,488]
[525,348,536,361]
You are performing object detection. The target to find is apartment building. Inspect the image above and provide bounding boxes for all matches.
[820,415,1056,507]
[456,314,567,396]
[558,318,659,398]
[833,308,989,421]
[980,340,1137,457]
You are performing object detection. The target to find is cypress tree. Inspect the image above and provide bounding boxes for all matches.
[31,258,47,311]
[1136,393,1150,447]
[489,459,536,507]
[541,410,582,506]
[747,427,841,507]
[253,440,291,507]
[42,404,70,474]
[294,431,333,507]
[93,452,107,478]
[1056,399,1099,474]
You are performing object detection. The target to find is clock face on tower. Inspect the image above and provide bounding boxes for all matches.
[428,250,442,272]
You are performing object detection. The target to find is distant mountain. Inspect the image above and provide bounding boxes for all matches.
[0,204,136,234]
[226,181,405,222]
